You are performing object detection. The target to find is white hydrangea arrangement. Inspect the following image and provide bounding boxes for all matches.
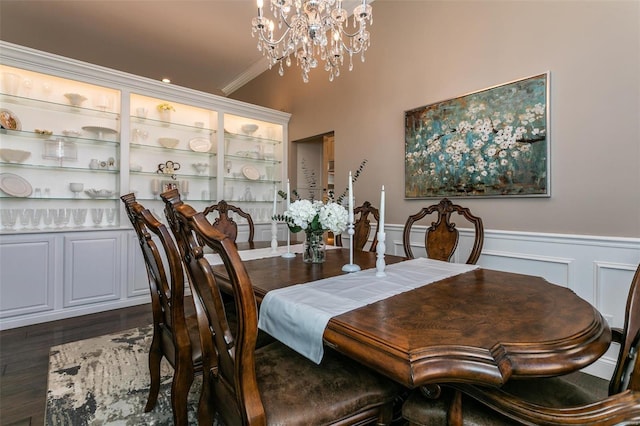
[283,199,348,235]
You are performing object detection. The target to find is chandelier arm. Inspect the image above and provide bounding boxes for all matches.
[336,27,367,39]
[256,29,294,48]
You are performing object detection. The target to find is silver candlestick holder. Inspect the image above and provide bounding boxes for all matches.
[342,222,361,273]
[375,231,386,277]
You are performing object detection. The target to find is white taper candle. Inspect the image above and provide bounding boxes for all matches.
[286,179,291,208]
[272,185,277,217]
[379,185,385,232]
[348,171,354,223]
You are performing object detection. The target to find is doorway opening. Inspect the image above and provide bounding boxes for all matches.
[292,131,334,201]
[292,131,335,244]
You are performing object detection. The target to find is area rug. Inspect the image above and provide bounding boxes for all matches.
[46,325,201,425]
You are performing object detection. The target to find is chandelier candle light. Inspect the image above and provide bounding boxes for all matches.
[376,185,386,277]
[252,0,373,83]
[342,170,361,272]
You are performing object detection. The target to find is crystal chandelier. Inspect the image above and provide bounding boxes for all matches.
[251,0,373,83]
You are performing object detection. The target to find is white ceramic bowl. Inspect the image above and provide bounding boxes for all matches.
[64,93,87,107]
[192,162,208,174]
[69,182,84,191]
[241,123,259,135]
[158,137,179,149]
[0,148,31,163]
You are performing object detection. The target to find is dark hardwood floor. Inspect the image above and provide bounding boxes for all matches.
[0,304,153,426]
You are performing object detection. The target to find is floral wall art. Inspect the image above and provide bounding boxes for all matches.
[404,73,549,198]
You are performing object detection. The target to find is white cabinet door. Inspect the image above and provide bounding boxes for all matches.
[63,231,125,307]
[126,230,150,298]
[0,233,56,318]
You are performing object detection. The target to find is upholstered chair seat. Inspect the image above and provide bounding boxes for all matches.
[257,343,400,425]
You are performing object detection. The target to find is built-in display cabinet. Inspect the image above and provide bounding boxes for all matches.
[0,66,122,231]
[0,42,290,329]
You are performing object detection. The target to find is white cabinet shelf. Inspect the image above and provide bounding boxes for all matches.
[0,41,290,330]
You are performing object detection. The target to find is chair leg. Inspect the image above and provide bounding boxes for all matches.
[144,336,162,412]
[171,362,194,426]
[198,375,215,426]
[446,389,463,426]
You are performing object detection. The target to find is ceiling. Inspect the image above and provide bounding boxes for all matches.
[0,0,369,97]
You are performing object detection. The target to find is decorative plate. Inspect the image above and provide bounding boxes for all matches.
[241,165,260,181]
[189,137,212,152]
[0,109,21,130]
[0,173,32,197]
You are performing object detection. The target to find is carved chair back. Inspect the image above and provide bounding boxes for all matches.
[120,193,198,425]
[610,263,640,395]
[201,200,254,244]
[335,201,380,251]
[161,189,400,426]
[402,198,484,264]
[162,189,265,425]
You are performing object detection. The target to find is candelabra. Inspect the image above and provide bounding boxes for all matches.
[252,0,373,83]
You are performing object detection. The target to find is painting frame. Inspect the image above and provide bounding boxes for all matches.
[404,72,550,199]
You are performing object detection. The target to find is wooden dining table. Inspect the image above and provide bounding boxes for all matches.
[214,247,611,390]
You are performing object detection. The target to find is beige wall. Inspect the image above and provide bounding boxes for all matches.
[232,0,640,238]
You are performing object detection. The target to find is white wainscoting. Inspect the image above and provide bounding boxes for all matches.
[379,224,640,380]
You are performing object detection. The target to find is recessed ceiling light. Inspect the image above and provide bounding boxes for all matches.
[161,78,171,83]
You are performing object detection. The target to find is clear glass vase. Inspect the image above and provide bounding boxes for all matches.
[303,230,326,263]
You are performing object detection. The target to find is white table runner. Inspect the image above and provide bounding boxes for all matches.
[258,258,479,364]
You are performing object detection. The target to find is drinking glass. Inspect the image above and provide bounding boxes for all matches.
[1,209,18,231]
[42,209,54,228]
[22,77,33,96]
[105,208,117,226]
[32,209,44,229]
[91,208,104,227]
[51,208,68,228]
[150,179,160,200]
[18,209,34,229]
[181,180,189,200]
[72,208,87,227]
[49,209,63,227]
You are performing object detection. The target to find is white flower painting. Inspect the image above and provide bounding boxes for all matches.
[405,73,549,198]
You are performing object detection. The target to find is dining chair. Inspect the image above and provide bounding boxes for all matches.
[335,200,380,251]
[120,193,201,426]
[402,263,640,426]
[160,189,401,426]
[402,198,484,264]
[201,199,254,245]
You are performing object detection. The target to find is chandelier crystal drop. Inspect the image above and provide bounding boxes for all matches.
[251,0,373,83]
